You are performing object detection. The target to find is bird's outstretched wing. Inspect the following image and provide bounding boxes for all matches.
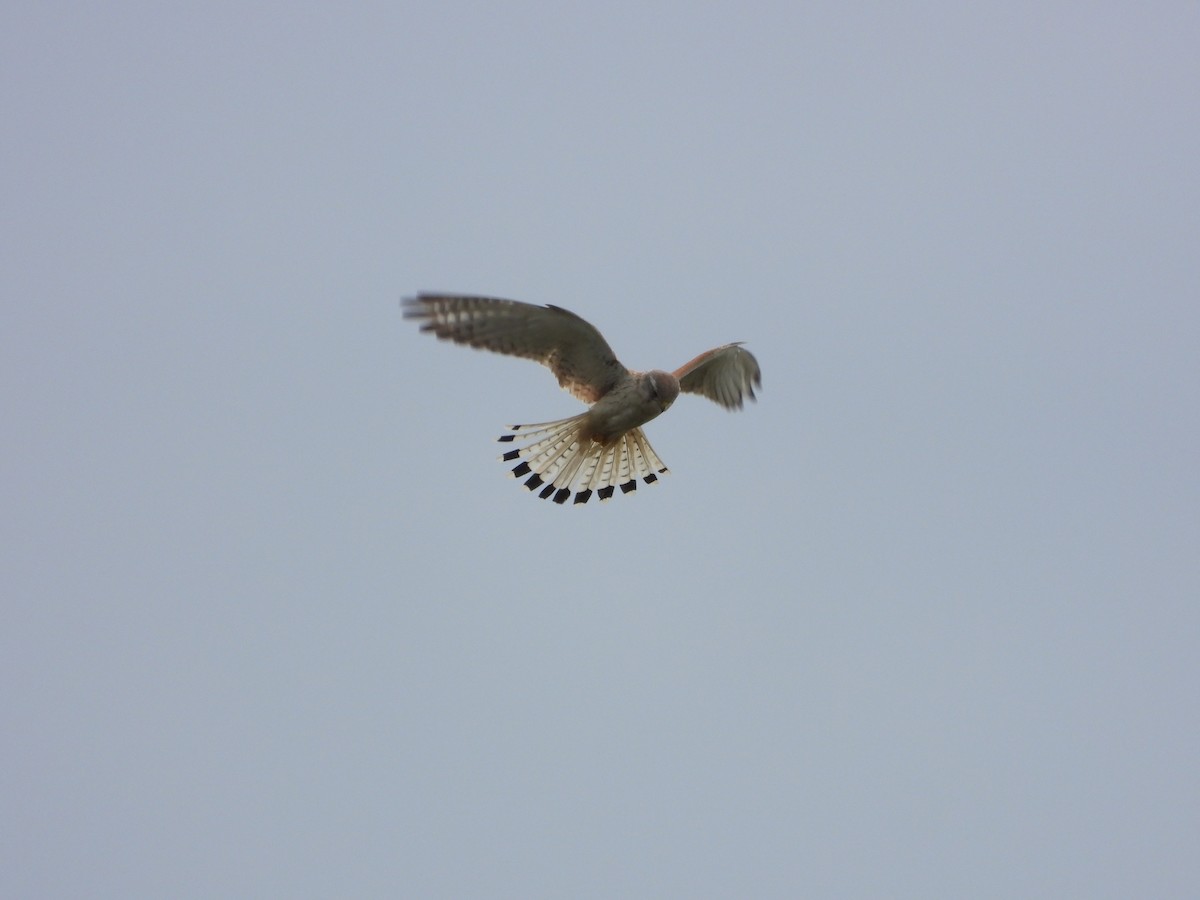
[672,343,762,410]
[403,294,628,403]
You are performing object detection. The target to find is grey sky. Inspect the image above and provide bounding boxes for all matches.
[3,2,1198,897]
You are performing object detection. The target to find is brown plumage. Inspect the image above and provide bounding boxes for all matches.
[404,293,761,504]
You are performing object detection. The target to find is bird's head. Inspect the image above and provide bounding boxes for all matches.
[643,370,680,413]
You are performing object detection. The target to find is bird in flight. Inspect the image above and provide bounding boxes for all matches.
[403,293,761,505]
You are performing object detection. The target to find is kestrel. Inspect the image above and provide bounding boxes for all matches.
[403,293,761,504]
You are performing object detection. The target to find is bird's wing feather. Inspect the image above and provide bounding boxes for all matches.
[672,343,762,410]
[403,294,628,403]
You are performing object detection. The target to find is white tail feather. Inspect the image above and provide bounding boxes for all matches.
[497,414,669,504]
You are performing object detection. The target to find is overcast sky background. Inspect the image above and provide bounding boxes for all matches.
[4,3,1198,897]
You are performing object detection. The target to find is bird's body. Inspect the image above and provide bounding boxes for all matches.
[577,369,680,443]
[403,294,760,504]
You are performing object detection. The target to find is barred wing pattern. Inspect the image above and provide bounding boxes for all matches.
[402,294,627,403]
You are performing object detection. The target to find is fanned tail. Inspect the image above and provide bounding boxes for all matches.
[497,415,669,505]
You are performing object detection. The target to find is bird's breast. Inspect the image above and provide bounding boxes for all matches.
[586,383,667,443]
